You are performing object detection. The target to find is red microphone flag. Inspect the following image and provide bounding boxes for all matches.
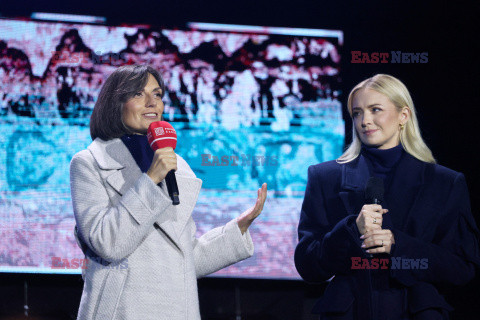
[147,121,177,151]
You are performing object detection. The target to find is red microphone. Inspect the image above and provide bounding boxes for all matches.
[147,121,180,205]
[147,121,177,151]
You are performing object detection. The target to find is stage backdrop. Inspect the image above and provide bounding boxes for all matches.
[0,17,344,279]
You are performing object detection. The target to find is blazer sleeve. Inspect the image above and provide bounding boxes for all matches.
[190,217,254,278]
[294,165,364,283]
[70,151,173,262]
[390,172,480,286]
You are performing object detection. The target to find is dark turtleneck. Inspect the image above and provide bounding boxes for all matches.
[120,134,154,173]
[361,144,404,181]
[362,143,407,231]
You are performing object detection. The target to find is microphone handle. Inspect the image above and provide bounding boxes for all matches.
[366,198,382,258]
[165,170,180,205]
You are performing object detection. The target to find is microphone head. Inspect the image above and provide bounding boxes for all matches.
[365,176,384,204]
[147,121,177,151]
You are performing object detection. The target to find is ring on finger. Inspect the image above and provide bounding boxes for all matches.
[381,240,384,246]
[373,217,377,224]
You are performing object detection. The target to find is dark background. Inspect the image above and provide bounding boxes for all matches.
[1,0,479,319]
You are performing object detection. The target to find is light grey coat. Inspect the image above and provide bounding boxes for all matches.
[70,138,254,320]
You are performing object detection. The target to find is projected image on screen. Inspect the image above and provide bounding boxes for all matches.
[0,18,344,278]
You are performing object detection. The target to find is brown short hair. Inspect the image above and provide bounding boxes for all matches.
[89,65,166,140]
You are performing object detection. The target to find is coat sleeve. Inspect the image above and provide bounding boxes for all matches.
[390,173,480,286]
[294,165,364,283]
[191,217,254,278]
[70,151,173,262]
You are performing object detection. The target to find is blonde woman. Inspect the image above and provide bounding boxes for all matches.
[295,74,480,320]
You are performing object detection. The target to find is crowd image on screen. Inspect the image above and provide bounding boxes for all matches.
[1,24,341,131]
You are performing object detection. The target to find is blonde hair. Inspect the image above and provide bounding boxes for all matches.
[337,74,435,164]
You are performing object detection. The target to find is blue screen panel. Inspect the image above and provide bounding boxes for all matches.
[0,19,344,278]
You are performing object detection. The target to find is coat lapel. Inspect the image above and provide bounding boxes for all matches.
[339,155,370,216]
[159,174,203,245]
[338,152,428,232]
[87,138,202,250]
[386,154,427,231]
[88,138,135,196]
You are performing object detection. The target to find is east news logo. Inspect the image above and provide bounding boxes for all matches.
[154,127,165,136]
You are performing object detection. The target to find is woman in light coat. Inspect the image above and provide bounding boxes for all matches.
[70,65,267,320]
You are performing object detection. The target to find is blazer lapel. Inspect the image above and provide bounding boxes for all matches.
[158,174,203,245]
[338,152,429,234]
[339,155,370,216]
[386,153,427,231]
[87,139,185,248]
[88,138,136,195]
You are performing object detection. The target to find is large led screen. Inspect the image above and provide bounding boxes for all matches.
[0,18,344,279]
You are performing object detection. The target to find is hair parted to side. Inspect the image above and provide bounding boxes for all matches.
[89,65,166,141]
[337,74,435,164]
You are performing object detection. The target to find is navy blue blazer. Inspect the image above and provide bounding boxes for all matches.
[295,152,480,319]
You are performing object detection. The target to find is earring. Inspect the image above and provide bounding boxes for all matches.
[399,123,405,130]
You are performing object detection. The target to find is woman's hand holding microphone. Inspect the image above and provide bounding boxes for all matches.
[146,147,177,184]
[356,204,395,254]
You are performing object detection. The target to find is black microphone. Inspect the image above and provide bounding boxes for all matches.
[164,171,180,205]
[365,176,384,205]
[364,177,385,256]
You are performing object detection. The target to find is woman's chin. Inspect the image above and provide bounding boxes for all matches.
[361,140,380,148]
